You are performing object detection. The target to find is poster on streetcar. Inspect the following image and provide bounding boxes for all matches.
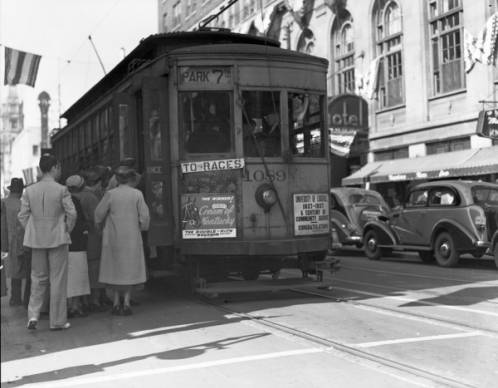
[293,193,330,236]
[181,193,236,239]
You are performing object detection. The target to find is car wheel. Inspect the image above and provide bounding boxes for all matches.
[418,251,435,263]
[364,230,382,260]
[434,232,459,267]
[494,244,498,270]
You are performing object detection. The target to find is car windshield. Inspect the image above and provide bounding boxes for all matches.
[471,187,498,206]
[349,193,383,206]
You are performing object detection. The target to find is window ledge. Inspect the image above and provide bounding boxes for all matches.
[428,88,466,102]
[375,104,406,115]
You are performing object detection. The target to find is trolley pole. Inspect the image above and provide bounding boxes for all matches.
[88,35,107,75]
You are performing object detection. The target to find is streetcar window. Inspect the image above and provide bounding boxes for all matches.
[288,93,325,157]
[181,91,232,154]
[242,90,281,157]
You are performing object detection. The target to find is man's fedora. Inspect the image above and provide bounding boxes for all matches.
[7,178,24,193]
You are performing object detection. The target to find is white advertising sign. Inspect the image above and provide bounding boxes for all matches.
[294,193,330,236]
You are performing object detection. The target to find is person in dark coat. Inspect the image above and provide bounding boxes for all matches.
[1,178,30,306]
[65,176,90,317]
[74,172,109,311]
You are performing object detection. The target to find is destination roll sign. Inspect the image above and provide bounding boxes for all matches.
[476,108,498,140]
[178,66,232,89]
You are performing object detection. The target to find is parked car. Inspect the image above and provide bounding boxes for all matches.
[330,187,390,248]
[491,230,498,268]
[362,180,498,268]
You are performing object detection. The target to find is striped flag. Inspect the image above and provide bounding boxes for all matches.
[4,46,41,87]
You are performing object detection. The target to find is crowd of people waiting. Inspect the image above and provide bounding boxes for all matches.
[1,154,150,331]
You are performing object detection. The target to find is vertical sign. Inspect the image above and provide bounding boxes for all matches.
[293,193,330,236]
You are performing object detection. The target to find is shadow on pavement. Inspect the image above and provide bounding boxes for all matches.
[399,286,498,307]
[4,333,270,387]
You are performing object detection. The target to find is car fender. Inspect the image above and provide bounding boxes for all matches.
[363,220,397,246]
[431,219,476,250]
[492,231,498,250]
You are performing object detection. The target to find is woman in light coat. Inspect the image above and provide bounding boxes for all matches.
[95,166,150,316]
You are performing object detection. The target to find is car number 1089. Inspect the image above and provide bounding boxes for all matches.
[243,168,287,182]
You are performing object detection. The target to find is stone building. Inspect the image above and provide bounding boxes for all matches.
[158,0,498,202]
[0,87,24,194]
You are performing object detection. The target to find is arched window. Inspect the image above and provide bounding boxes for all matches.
[428,0,465,94]
[331,11,355,94]
[297,28,315,54]
[374,0,404,108]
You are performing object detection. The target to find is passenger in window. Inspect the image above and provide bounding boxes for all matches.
[187,101,229,153]
[440,192,455,205]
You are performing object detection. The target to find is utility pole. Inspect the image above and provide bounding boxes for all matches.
[88,35,107,75]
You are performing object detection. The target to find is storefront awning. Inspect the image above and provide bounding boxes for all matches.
[341,161,383,186]
[342,146,498,186]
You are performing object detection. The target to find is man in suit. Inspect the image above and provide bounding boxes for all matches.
[18,154,77,330]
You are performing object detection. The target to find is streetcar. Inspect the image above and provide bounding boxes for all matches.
[51,29,331,283]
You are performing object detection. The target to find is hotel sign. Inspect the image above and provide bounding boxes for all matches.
[476,109,498,140]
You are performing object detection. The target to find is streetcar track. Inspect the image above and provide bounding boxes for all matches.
[199,296,477,388]
[288,287,498,339]
[339,265,498,285]
[329,278,498,315]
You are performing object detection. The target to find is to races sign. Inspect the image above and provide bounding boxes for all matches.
[293,193,330,236]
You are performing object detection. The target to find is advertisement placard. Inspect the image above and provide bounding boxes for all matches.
[293,193,330,236]
[181,194,236,239]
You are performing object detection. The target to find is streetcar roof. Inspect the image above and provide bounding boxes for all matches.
[168,43,329,66]
[61,31,280,121]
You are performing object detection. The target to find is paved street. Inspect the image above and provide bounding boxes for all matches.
[1,251,497,388]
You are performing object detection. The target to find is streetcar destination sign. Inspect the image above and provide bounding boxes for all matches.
[178,66,232,88]
[181,158,245,173]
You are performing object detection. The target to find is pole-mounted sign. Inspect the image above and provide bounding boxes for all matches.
[476,108,498,140]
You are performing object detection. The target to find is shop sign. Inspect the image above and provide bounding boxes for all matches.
[181,158,245,174]
[181,194,236,239]
[178,66,232,88]
[293,193,329,236]
[328,95,368,131]
[476,109,498,140]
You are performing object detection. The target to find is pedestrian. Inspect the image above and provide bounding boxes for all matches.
[95,166,150,316]
[18,154,77,330]
[106,158,142,192]
[1,178,31,307]
[74,173,110,311]
[65,175,91,318]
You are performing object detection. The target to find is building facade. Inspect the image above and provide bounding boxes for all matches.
[158,0,498,202]
[0,87,24,194]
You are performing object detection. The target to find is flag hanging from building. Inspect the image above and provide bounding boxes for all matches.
[4,46,41,87]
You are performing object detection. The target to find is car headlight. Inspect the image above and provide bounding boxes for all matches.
[255,183,278,212]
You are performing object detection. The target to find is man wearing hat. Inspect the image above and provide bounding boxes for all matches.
[1,178,30,306]
[18,155,77,330]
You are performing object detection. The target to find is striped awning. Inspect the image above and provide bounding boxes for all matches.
[342,146,498,186]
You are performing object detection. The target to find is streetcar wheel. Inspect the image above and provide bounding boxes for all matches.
[418,250,435,263]
[434,232,459,267]
[364,230,382,260]
[242,269,260,281]
[493,244,498,269]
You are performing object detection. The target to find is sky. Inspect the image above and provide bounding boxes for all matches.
[0,0,157,129]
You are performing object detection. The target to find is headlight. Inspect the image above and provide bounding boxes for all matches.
[255,183,278,212]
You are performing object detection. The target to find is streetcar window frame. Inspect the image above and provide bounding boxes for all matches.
[180,90,234,156]
[287,91,326,158]
[241,89,282,158]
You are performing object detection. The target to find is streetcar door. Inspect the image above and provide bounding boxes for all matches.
[141,77,173,247]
